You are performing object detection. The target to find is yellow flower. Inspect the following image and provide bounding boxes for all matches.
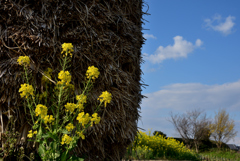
[91,113,101,125]
[58,71,71,85]
[64,103,77,113]
[76,103,84,112]
[19,83,34,98]
[43,115,55,124]
[85,66,100,80]
[35,104,48,119]
[41,68,53,83]
[17,56,30,66]
[61,134,72,145]
[76,112,90,127]
[98,91,112,107]
[65,123,75,132]
[76,131,85,140]
[67,84,75,91]
[27,130,37,138]
[76,94,87,104]
[27,130,33,138]
[61,43,74,57]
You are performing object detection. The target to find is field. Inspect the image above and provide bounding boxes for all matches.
[123,130,240,161]
[123,131,200,160]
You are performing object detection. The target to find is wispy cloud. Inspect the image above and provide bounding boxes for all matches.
[204,14,236,35]
[142,81,240,111]
[145,36,203,64]
[139,80,240,144]
[143,34,157,39]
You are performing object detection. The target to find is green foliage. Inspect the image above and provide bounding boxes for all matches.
[0,117,35,161]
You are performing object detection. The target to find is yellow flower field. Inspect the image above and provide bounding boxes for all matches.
[124,130,200,160]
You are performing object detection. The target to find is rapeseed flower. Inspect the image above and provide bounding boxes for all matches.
[43,115,55,124]
[17,56,30,66]
[85,66,100,80]
[61,43,74,57]
[65,123,75,132]
[64,103,77,113]
[27,130,37,138]
[76,112,90,127]
[76,94,87,104]
[58,70,71,85]
[76,103,84,112]
[35,104,48,119]
[19,83,34,98]
[76,131,85,140]
[98,91,112,107]
[91,113,100,126]
[61,134,72,145]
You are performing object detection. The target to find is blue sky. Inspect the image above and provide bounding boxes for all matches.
[139,0,240,145]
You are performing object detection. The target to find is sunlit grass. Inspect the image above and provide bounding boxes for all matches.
[200,148,240,160]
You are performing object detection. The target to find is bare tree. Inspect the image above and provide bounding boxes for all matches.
[169,109,210,153]
[209,109,237,149]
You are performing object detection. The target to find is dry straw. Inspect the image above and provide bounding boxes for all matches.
[0,0,147,160]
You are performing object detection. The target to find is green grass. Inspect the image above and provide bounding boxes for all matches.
[199,148,240,161]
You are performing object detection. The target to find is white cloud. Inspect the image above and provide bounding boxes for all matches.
[146,36,203,64]
[143,34,157,39]
[204,14,236,35]
[139,80,240,145]
[142,81,240,111]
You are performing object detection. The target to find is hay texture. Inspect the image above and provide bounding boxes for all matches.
[0,0,145,160]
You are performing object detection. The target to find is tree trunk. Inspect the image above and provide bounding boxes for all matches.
[194,141,199,153]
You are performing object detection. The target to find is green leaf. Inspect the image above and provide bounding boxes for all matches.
[61,151,69,161]
[38,143,46,159]
[52,152,60,159]
[37,124,43,137]
[61,129,71,134]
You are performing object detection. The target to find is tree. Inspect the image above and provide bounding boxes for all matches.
[209,109,237,149]
[153,131,167,138]
[169,109,210,153]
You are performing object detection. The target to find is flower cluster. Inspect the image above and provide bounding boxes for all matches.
[58,70,71,85]
[76,112,91,127]
[43,115,55,124]
[27,130,37,138]
[76,131,85,140]
[35,104,48,119]
[65,103,77,113]
[65,123,75,132]
[41,68,53,83]
[17,43,114,161]
[98,91,112,107]
[61,134,72,145]
[130,130,195,160]
[19,83,34,98]
[86,66,100,80]
[76,94,87,104]
[17,56,30,66]
[61,43,74,57]
[91,113,100,126]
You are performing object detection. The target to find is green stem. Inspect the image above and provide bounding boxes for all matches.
[70,78,92,123]
[23,66,35,124]
[55,56,68,130]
